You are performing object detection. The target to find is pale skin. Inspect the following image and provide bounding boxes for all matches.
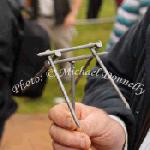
[64,0,82,27]
[49,103,126,150]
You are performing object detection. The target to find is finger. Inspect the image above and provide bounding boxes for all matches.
[48,103,77,130]
[48,103,98,130]
[90,145,97,150]
[48,103,84,130]
[50,124,91,149]
[53,142,82,150]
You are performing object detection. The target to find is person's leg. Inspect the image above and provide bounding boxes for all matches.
[52,26,73,51]
[38,17,73,51]
[38,18,74,81]
[49,25,75,81]
[37,17,54,37]
[87,0,103,19]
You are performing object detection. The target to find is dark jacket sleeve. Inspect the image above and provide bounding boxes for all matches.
[83,8,150,149]
[0,0,21,129]
[0,1,14,78]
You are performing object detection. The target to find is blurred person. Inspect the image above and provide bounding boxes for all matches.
[48,8,150,150]
[107,0,150,51]
[87,0,103,19]
[37,0,81,82]
[86,0,123,19]
[18,0,37,19]
[0,0,23,140]
[24,0,39,19]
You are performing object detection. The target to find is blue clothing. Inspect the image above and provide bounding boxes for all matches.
[106,0,150,51]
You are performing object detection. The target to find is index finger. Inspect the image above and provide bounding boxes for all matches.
[48,103,79,130]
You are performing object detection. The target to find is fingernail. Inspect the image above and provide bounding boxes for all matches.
[64,113,77,130]
[65,117,77,130]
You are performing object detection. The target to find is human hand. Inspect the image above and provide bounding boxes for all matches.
[49,103,126,150]
[64,13,77,27]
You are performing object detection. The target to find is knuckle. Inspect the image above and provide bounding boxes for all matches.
[79,133,91,149]
[49,124,55,138]
[48,109,52,120]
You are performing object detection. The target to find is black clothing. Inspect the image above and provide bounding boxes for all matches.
[0,121,4,139]
[87,0,103,19]
[12,19,49,98]
[0,0,23,139]
[54,0,71,25]
[32,0,71,25]
[83,8,150,150]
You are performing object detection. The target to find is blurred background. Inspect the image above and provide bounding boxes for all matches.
[14,0,116,114]
[1,1,149,149]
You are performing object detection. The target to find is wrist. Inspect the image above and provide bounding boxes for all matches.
[109,115,127,150]
[107,117,126,149]
[69,10,78,17]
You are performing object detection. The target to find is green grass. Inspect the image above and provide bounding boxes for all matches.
[15,0,116,114]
